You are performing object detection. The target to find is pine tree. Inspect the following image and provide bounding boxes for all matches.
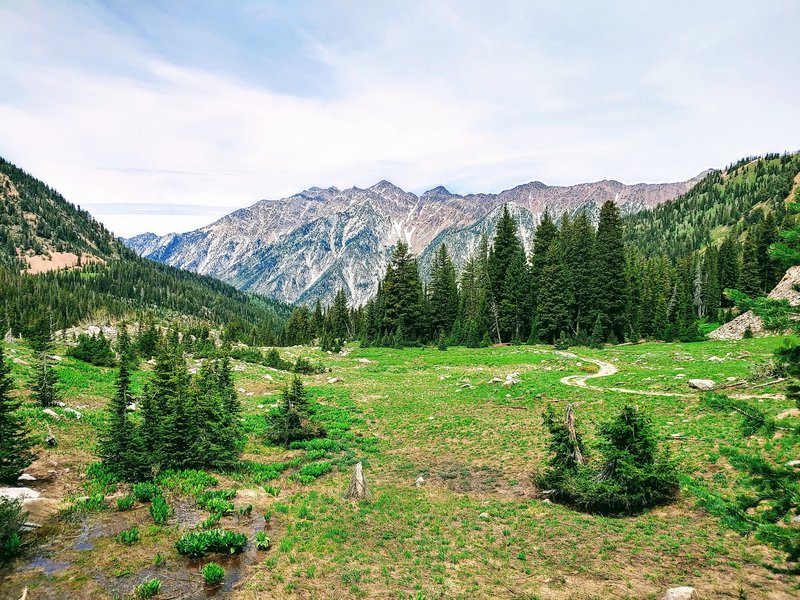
[99,332,148,481]
[538,240,572,343]
[266,376,323,447]
[381,241,426,343]
[0,344,36,482]
[591,201,626,341]
[738,236,762,297]
[429,244,459,339]
[530,210,558,330]
[30,320,60,409]
[488,205,526,342]
[329,289,351,340]
[563,211,596,336]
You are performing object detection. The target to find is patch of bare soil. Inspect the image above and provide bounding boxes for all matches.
[22,252,105,275]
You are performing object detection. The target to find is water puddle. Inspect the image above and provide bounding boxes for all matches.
[22,555,71,575]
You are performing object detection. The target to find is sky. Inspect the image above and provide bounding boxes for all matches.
[1,1,798,237]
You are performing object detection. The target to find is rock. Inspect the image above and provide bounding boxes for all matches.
[787,460,800,467]
[146,359,156,365]
[726,377,737,382]
[48,355,63,362]
[415,476,425,487]
[488,376,503,384]
[12,357,28,365]
[126,403,137,412]
[17,473,36,481]
[458,383,474,390]
[263,374,273,381]
[63,407,82,419]
[327,377,342,384]
[661,587,698,600]
[234,364,246,372]
[688,379,715,391]
[791,515,800,526]
[707,356,724,362]
[42,408,61,419]
[542,499,552,504]
[356,358,371,364]
[237,388,246,393]
[0,487,41,502]
[478,512,490,520]
[777,408,800,420]
[246,392,254,397]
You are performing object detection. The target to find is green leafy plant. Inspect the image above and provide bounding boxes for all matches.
[202,561,225,586]
[255,531,271,550]
[175,529,247,558]
[117,526,140,545]
[116,494,135,511]
[135,578,162,598]
[132,482,160,503]
[149,494,172,525]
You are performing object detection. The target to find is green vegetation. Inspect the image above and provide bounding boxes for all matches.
[266,376,325,446]
[0,344,35,481]
[0,498,26,563]
[175,529,247,558]
[117,526,140,545]
[149,495,172,525]
[67,331,116,367]
[202,561,225,585]
[255,531,271,550]
[134,578,162,598]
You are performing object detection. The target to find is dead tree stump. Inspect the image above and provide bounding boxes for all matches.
[344,462,371,500]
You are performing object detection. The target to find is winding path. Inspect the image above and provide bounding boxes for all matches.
[554,351,784,401]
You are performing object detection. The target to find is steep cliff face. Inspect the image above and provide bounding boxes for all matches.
[126,174,705,305]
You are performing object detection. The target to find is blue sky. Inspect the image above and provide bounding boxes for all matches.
[1,1,798,237]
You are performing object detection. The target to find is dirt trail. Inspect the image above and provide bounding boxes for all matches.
[555,351,784,400]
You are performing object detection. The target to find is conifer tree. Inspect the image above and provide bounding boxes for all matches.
[591,201,626,341]
[30,319,60,408]
[488,206,526,342]
[737,236,762,297]
[381,241,426,343]
[0,344,36,482]
[266,376,323,447]
[538,240,572,343]
[429,244,459,339]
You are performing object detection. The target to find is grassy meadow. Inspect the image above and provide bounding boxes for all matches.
[0,336,797,599]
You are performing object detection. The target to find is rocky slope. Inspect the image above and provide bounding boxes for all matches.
[126,175,706,305]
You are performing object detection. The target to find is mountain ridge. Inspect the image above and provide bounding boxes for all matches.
[127,173,707,306]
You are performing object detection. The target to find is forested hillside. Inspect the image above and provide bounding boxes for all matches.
[0,157,289,341]
[623,152,800,257]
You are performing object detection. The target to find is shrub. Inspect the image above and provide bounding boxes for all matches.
[255,531,271,550]
[117,526,140,545]
[117,494,135,511]
[67,332,116,367]
[0,498,26,563]
[263,485,280,497]
[265,348,292,371]
[70,493,106,513]
[297,461,332,480]
[292,357,326,375]
[196,489,237,513]
[203,498,234,515]
[539,404,678,515]
[155,469,217,496]
[202,562,225,586]
[149,495,172,524]
[132,482,160,502]
[237,504,253,517]
[135,578,162,598]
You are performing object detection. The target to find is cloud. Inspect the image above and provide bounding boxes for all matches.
[0,1,798,237]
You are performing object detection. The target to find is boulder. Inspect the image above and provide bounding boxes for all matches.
[661,587,698,600]
[327,377,342,384]
[0,487,41,502]
[63,407,82,419]
[17,473,36,482]
[488,376,503,384]
[42,408,61,419]
[478,512,490,520]
[787,460,800,467]
[688,379,715,391]
[415,476,425,487]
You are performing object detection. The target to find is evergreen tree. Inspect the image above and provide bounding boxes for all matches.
[381,241,426,343]
[591,201,626,341]
[266,376,323,447]
[30,320,60,408]
[428,244,459,339]
[328,289,351,340]
[538,240,572,343]
[0,344,36,482]
[488,206,526,342]
[737,236,762,297]
[563,211,596,336]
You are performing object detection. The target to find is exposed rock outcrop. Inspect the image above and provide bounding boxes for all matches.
[708,266,800,340]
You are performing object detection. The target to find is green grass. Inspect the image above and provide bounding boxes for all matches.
[2,336,798,599]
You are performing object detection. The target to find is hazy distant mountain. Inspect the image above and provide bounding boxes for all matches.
[126,175,705,305]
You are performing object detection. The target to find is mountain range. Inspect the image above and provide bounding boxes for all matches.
[126,175,707,306]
